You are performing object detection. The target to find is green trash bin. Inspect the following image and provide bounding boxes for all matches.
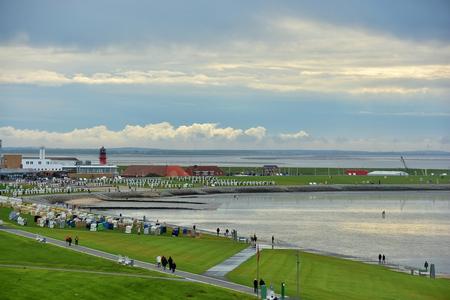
[260,284,267,299]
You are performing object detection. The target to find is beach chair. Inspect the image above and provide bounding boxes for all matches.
[117,255,125,264]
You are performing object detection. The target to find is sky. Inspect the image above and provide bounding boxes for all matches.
[0,0,449,151]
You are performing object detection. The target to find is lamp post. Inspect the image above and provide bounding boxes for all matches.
[296,249,300,300]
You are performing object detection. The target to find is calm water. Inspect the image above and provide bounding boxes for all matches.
[98,191,450,273]
[81,154,450,169]
[12,148,449,169]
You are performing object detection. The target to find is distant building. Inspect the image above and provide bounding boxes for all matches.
[368,171,409,176]
[263,165,279,176]
[122,165,189,177]
[21,147,79,172]
[0,168,38,180]
[1,154,23,169]
[70,165,118,178]
[345,169,369,176]
[185,165,224,176]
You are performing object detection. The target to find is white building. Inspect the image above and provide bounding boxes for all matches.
[368,170,409,176]
[22,147,78,172]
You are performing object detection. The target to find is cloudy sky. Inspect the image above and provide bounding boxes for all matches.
[0,0,449,150]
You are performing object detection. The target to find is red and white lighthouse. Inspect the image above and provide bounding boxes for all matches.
[99,146,107,165]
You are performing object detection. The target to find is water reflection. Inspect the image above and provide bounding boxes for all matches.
[97,191,450,273]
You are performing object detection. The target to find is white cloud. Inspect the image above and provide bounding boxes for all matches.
[1,124,448,151]
[244,126,266,140]
[0,123,267,148]
[1,17,449,96]
[279,130,310,140]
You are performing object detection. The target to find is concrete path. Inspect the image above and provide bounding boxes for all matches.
[0,226,256,297]
[0,263,187,281]
[204,246,256,278]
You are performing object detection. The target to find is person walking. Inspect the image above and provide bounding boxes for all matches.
[168,256,173,271]
[382,254,386,264]
[156,256,161,268]
[216,228,220,236]
[75,236,79,246]
[259,278,265,287]
[272,235,275,249]
[172,262,176,273]
[253,278,258,294]
[68,236,72,247]
[161,256,168,270]
[378,254,382,264]
[424,261,429,271]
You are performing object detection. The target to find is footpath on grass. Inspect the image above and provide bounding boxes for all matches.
[0,226,256,297]
[204,246,256,278]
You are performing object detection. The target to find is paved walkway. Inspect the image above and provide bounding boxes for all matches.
[0,226,256,297]
[204,246,256,278]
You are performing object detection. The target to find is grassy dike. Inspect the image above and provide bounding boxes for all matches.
[0,231,253,300]
[221,175,449,185]
[0,207,248,274]
[227,249,450,300]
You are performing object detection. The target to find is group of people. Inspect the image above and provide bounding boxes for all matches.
[378,253,386,264]
[65,235,79,246]
[216,227,232,236]
[156,255,177,273]
[253,278,279,299]
[253,278,266,293]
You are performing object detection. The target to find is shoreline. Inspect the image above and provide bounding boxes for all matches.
[23,183,450,206]
[2,195,449,277]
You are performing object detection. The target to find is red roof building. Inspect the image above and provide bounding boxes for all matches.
[184,165,224,176]
[345,169,369,176]
[122,165,189,177]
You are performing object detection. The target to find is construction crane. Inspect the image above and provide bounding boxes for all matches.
[400,156,408,170]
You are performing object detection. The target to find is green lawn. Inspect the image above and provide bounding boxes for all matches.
[222,175,449,185]
[0,268,253,300]
[0,230,165,275]
[221,166,449,177]
[0,230,253,300]
[0,208,248,274]
[227,249,450,300]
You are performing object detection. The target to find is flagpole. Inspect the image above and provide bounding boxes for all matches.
[256,244,260,296]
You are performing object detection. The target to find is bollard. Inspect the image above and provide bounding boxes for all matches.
[281,282,286,300]
[260,284,267,299]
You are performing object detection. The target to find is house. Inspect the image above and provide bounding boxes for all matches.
[263,165,279,176]
[122,165,189,177]
[345,169,369,176]
[184,165,224,176]
[368,171,409,176]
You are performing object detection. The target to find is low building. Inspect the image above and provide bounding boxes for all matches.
[69,165,118,179]
[122,165,189,177]
[184,165,224,176]
[368,171,409,176]
[1,154,23,169]
[345,169,369,176]
[0,168,38,180]
[21,147,79,172]
[263,165,279,176]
